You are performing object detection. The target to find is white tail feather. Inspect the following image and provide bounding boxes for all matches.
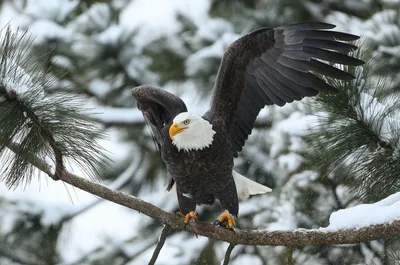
[233,170,272,199]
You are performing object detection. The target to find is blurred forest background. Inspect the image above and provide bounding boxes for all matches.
[0,0,400,264]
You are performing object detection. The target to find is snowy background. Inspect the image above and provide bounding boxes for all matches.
[1,0,400,264]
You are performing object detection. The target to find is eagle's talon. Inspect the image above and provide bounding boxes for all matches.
[183,211,198,224]
[218,210,236,229]
[212,220,230,229]
[212,220,223,227]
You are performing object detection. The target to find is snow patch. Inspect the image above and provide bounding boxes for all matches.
[278,153,303,172]
[59,202,140,263]
[267,201,298,231]
[29,20,72,44]
[120,0,211,50]
[0,57,37,94]
[185,33,238,76]
[325,192,400,230]
[24,0,79,23]
[275,111,319,136]
[95,24,124,45]
[231,255,263,265]
[70,3,111,32]
[88,79,112,99]
[0,178,92,226]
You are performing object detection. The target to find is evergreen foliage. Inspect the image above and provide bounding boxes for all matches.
[0,26,109,188]
[305,60,400,202]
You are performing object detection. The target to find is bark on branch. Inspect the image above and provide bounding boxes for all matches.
[7,142,400,247]
[60,170,400,247]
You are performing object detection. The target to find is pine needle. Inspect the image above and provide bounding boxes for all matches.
[0,26,110,188]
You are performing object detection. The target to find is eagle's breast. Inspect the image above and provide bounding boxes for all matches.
[161,119,234,198]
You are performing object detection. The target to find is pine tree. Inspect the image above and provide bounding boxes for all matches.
[0,0,399,265]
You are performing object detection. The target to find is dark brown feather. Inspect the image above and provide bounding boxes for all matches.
[132,85,187,150]
[132,85,187,191]
[207,22,364,157]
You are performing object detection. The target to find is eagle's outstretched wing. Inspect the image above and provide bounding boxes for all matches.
[132,85,187,150]
[205,22,364,157]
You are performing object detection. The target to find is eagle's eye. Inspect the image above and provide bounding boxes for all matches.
[183,119,190,125]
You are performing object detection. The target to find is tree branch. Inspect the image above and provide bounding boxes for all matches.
[148,225,172,265]
[222,244,236,265]
[57,170,400,247]
[6,142,400,248]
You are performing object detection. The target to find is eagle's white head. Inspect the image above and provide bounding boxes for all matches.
[169,112,216,152]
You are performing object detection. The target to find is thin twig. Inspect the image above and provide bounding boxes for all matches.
[287,247,295,265]
[222,244,236,265]
[44,131,64,180]
[5,141,400,247]
[122,236,161,265]
[148,225,172,265]
[16,97,65,180]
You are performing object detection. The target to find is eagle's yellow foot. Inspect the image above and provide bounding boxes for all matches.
[183,211,198,224]
[218,210,236,229]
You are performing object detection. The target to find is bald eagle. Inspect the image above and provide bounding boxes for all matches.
[132,22,363,228]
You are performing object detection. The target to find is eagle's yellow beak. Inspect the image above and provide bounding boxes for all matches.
[169,123,187,139]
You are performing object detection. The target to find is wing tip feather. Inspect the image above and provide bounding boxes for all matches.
[282,22,336,30]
